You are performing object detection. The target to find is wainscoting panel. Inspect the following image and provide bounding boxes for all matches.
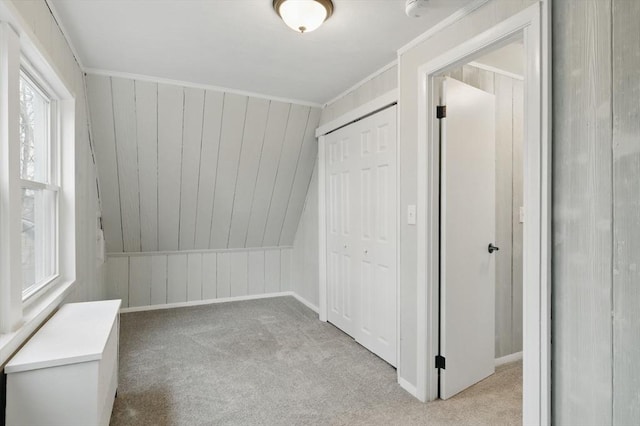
[107,247,293,309]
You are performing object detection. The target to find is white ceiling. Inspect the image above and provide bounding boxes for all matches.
[50,0,472,105]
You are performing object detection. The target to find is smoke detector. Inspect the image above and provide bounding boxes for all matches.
[405,0,429,18]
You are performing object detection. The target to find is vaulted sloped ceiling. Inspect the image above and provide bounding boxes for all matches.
[87,74,320,253]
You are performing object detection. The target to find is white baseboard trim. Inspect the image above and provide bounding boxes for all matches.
[398,377,419,399]
[120,292,294,313]
[291,293,319,313]
[119,291,320,314]
[495,351,523,367]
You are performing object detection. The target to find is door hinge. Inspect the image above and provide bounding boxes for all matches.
[435,355,446,369]
[436,105,446,119]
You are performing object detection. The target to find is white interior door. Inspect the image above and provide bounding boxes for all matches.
[327,132,357,337]
[355,106,397,366]
[325,106,397,366]
[440,77,496,399]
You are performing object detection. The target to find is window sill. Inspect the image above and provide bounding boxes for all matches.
[0,279,76,366]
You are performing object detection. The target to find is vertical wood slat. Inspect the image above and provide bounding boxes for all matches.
[129,256,151,307]
[210,94,249,249]
[179,88,206,250]
[552,0,613,423]
[150,255,167,305]
[280,249,292,291]
[216,252,231,298]
[228,98,271,248]
[511,80,524,352]
[86,75,123,252]
[263,105,311,246]
[135,81,159,252]
[264,250,281,293]
[229,251,249,297]
[612,0,640,422]
[194,91,225,249]
[111,77,141,252]
[167,254,187,303]
[279,109,322,245]
[157,84,184,251]
[493,74,514,358]
[248,251,265,295]
[106,256,128,307]
[245,102,291,247]
[187,253,202,301]
[202,252,217,300]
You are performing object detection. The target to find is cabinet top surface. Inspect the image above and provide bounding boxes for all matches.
[5,300,121,373]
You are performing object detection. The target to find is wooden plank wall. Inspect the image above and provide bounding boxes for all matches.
[106,247,293,309]
[553,0,614,423]
[86,74,321,253]
[444,64,524,358]
[612,0,640,424]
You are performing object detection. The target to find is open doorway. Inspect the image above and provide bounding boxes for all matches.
[415,4,551,424]
[436,38,525,405]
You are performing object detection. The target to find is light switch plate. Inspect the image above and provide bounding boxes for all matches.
[407,205,417,225]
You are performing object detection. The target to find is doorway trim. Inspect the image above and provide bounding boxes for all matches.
[415,2,550,425]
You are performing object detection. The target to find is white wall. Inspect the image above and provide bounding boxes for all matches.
[7,0,106,303]
[292,161,319,309]
[320,63,397,126]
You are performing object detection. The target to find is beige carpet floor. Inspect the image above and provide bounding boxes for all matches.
[111,296,521,425]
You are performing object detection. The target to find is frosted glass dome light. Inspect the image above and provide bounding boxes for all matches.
[273,0,334,33]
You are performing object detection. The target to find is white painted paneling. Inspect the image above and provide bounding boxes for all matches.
[209,94,248,249]
[264,250,281,293]
[179,88,206,250]
[280,108,321,245]
[150,255,167,305]
[228,98,270,248]
[216,252,231,298]
[106,257,128,307]
[157,84,184,251]
[229,251,248,297]
[89,74,321,253]
[194,91,224,249]
[129,256,151,307]
[202,252,217,300]
[135,80,159,251]
[263,105,310,246]
[86,75,123,253]
[167,254,187,303]
[292,161,320,308]
[245,102,290,247]
[247,251,265,295]
[187,253,202,301]
[280,248,292,292]
[107,248,292,309]
[111,77,141,252]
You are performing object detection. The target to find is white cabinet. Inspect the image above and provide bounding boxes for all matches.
[5,300,121,426]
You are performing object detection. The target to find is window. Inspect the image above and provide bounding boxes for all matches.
[19,70,58,299]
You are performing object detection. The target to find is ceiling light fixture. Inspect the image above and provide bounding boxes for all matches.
[273,0,334,34]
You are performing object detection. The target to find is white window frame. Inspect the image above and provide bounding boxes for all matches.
[0,5,77,367]
[19,64,61,302]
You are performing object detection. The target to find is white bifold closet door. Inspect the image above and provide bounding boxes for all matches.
[326,106,397,367]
